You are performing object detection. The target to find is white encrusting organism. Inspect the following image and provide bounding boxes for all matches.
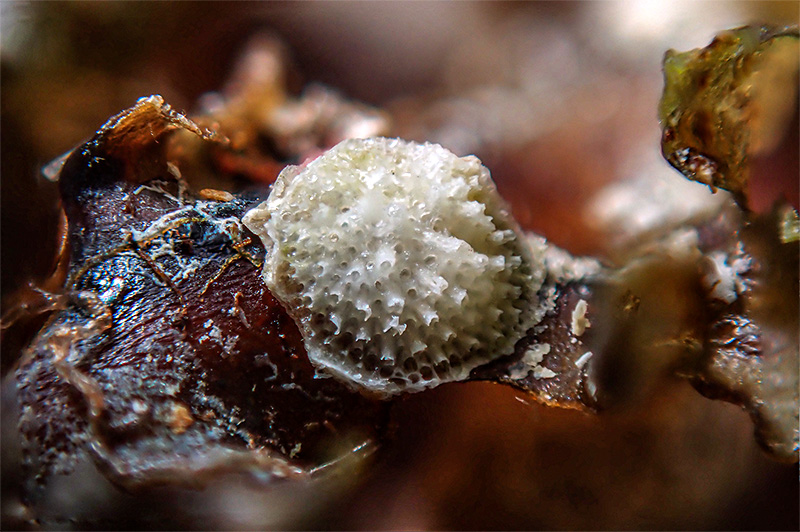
[243,137,548,396]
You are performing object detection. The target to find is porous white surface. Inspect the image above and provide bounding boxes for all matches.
[243,137,545,396]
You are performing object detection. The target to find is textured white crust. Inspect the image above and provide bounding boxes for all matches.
[243,137,545,396]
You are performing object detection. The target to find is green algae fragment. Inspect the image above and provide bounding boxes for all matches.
[780,207,800,244]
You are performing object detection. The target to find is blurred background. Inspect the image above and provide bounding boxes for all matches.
[1,1,798,529]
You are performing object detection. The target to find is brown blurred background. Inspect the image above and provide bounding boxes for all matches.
[1,2,798,530]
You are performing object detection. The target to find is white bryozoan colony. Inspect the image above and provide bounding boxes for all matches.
[243,137,546,396]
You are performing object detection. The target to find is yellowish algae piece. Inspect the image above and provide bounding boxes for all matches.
[243,137,546,396]
[659,25,799,203]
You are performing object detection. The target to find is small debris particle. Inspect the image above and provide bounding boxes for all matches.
[168,403,194,434]
[131,398,149,415]
[509,343,554,379]
[166,161,182,180]
[575,351,593,369]
[585,378,597,400]
[232,291,251,328]
[533,366,557,379]
[199,188,235,202]
[622,290,641,313]
[522,343,551,366]
[513,395,531,406]
[289,443,302,458]
[703,249,751,304]
[571,299,591,337]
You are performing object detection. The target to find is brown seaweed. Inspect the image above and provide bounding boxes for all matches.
[15,96,388,502]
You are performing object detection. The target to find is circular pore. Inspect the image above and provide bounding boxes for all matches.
[243,137,545,396]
